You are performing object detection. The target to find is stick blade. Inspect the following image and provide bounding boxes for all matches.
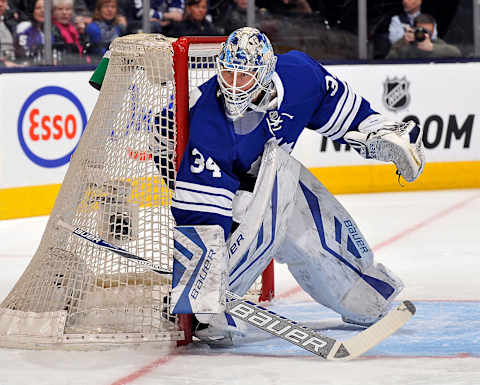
[328,300,416,360]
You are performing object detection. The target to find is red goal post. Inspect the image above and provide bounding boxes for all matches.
[172,36,275,344]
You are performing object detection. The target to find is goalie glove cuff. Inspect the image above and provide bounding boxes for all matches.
[344,120,425,182]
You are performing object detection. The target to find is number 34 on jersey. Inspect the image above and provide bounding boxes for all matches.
[190,148,222,178]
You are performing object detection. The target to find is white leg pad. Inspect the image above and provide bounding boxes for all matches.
[276,165,404,323]
[224,141,403,324]
[339,263,404,324]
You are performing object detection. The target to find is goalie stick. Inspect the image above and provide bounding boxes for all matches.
[57,220,171,275]
[58,220,416,360]
[225,292,415,360]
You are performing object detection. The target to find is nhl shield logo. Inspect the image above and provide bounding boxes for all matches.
[383,77,410,112]
[268,111,279,122]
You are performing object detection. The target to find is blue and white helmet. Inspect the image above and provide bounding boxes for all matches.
[217,27,277,117]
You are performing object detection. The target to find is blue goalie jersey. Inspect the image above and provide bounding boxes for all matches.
[171,50,379,240]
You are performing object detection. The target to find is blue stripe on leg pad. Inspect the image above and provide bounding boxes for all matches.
[347,236,361,258]
[225,312,237,327]
[299,182,395,300]
[334,216,342,244]
[174,239,194,260]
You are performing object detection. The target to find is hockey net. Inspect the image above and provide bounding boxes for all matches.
[0,34,273,350]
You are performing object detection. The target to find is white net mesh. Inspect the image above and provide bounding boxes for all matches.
[0,35,223,349]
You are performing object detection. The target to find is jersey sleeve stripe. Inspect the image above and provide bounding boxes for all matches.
[174,188,233,210]
[323,88,350,136]
[325,82,356,136]
[172,200,232,217]
[316,80,350,135]
[327,87,358,140]
[175,181,235,200]
[330,92,362,141]
[326,93,356,138]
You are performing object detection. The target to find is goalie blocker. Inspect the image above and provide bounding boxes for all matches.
[171,225,227,314]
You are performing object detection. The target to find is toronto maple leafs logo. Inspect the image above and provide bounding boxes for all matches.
[266,111,294,134]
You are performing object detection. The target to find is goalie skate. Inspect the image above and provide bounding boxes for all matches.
[193,312,247,347]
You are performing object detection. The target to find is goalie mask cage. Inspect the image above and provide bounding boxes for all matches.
[0,34,274,350]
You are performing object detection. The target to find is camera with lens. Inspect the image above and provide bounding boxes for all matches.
[413,27,429,42]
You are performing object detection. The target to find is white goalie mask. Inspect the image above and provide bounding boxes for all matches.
[217,27,277,118]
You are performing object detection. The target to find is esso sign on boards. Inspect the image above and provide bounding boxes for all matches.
[17,86,87,168]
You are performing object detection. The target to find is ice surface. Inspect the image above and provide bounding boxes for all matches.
[0,189,479,385]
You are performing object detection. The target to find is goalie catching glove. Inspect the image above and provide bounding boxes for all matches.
[344,120,425,182]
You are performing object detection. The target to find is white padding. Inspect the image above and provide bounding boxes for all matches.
[231,190,253,224]
[227,140,301,295]
[0,308,66,338]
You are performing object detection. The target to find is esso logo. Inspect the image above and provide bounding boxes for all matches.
[17,86,87,168]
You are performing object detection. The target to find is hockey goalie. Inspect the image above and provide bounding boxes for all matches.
[167,27,425,346]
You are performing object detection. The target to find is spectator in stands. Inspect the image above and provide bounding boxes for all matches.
[386,13,461,59]
[169,0,218,37]
[218,0,249,34]
[371,0,427,59]
[8,0,32,22]
[73,0,95,19]
[73,14,91,53]
[15,0,44,64]
[52,0,84,64]
[126,0,184,34]
[388,0,427,46]
[217,0,272,35]
[257,0,312,16]
[73,13,87,35]
[85,0,125,58]
[217,0,245,35]
[0,0,19,66]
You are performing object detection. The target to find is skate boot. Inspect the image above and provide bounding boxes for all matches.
[193,312,247,347]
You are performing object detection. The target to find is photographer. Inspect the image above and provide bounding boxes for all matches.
[388,0,423,46]
[386,13,461,59]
